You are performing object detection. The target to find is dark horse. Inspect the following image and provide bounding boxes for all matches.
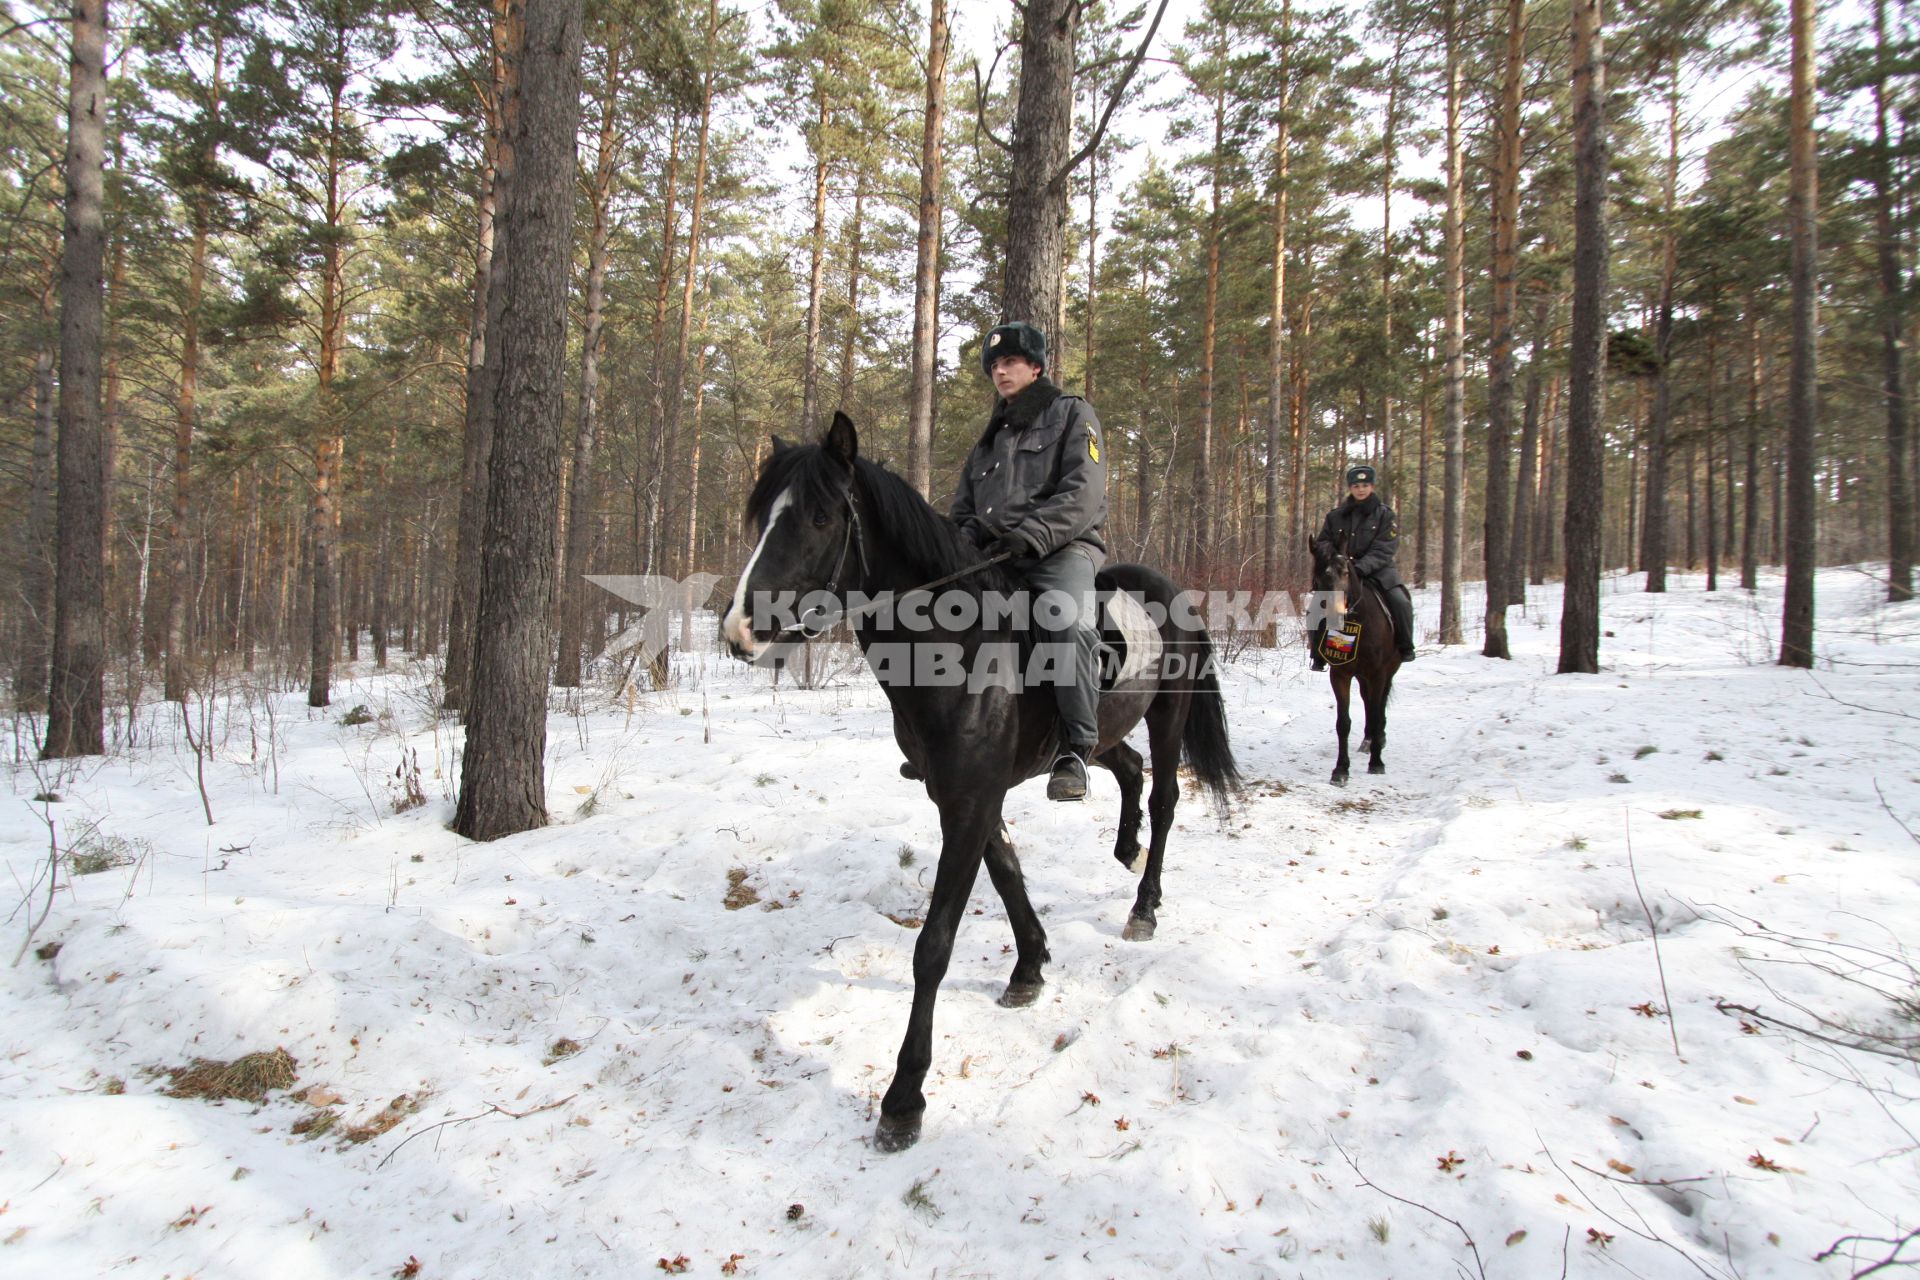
[1309,533,1403,786]
[723,413,1240,1152]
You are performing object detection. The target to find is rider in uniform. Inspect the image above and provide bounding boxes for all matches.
[1310,464,1418,669]
[950,321,1108,801]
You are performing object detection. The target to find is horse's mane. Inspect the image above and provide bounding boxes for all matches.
[746,444,1016,594]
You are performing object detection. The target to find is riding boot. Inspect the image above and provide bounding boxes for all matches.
[1309,623,1327,671]
[1047,750,1090,801]
[1388,585,1417,660]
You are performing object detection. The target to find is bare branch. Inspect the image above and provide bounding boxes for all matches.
[972,44,1013,154]
[1333,1137,1487,1280]
[1051,0,1170,190]
[1626,809,1682,1058]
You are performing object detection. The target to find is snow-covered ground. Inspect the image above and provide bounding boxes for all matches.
[3,566,1917,1279]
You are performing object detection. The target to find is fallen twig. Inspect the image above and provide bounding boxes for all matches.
[376,1093,576,1170]
[1814,1226,1920,1278]
[1627,810,1682,1058]
[1873,778,1919,849]
[1333,1136,1487,1280]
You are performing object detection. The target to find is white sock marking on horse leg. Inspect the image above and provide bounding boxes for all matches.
[723,487,792,655]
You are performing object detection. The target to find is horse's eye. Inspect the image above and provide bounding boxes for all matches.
[812,510,830,528]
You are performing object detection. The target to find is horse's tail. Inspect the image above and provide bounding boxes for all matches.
[1181,626,1243,814]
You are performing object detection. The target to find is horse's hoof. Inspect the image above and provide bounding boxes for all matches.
[1122,915,1156,942]
[873,1112,923,1152]
[1368,761,1386,775]
[1331,773,1349,788]
[1359,738,1374,753]
[998,981,1044,1008]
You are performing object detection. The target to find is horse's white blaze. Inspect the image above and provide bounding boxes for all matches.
[722,487,792,656]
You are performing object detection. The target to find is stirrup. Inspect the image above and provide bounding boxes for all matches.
[1046,751,1089,802]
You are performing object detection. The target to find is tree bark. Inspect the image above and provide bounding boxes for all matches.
[1379,29,1405,502]
[16,314,55,712]
[1559,0,1608,675]
[1482,0,1525,659]
[1264,0,1292,593]
[1440,0,1466,645]
[1193,19,1226,576]
[165,42,222,701]
[1874,0,1913,601]
[1742,300,1761,590]
[1779,0,1817,667]
[44,0,110,757]
[1002,0,1079,324]
[641,113,682,577]
[1640,72,1681,593]
[306,25,354,709]
[837,173,865,409]
[444,0,514,712]
[555,36,620,688]
[905,0,948,500]
[801,90,829,432]
[455,0,585,842]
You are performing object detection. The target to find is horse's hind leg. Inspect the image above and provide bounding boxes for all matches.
[983,819,1051,1008]
[1097,741,1146,873]
[1124,698,1185,941]
[1362,680,1388,775]
[1331,672,1354,787]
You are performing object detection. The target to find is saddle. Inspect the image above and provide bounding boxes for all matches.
[1095,584,1162,690]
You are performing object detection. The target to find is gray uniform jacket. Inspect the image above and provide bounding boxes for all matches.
[950,389,1108,562]
[1314,497,1404,592]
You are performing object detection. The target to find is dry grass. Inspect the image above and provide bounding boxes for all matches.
[344,1094,423,1144]
[163,1048,297,1103]
[723,868,760,911]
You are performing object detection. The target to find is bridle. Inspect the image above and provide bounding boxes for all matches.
[765,486,1011,641]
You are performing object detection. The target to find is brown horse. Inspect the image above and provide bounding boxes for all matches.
[1309,534,1402,786]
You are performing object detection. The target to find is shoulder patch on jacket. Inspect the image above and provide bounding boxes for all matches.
[1087,432,1100,463]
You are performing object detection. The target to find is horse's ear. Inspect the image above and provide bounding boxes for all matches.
[770,434,789,454]
[824,411,858,467]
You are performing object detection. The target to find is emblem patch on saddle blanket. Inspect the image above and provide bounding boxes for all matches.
[1099,589,1163,687]
[1319,615,1362,666]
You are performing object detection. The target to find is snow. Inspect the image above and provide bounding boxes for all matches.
[3,565,1917,1279]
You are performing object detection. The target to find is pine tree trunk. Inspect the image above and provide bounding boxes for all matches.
[641,114,682,578]
[1510,332,1544,602]
[801,91,829,432]
[1193,26,1225,576]
[1559,0,1609,675]
[1780,0,1817,667]
[1002,0,1078,325]
[1264,0,1292,592]
[1482,0,1525,659]
[44,0,110,757]
[905,0,947,500]
[1874,0,1913,601]
[455,0,585,842]
[555,38,620,689]
[662,10,716,599]
[165,202,209,702]
[1417,373,1432,587]
[1534,377,1560,583]
[16,327,55,712]
[1742,302,1760,590]
[838,175,865,409]
[1379,30,1404,501]
[444,0,514,712]
[1641,74,1681,593]
[1440,0,1466,646]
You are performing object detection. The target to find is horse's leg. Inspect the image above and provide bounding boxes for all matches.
[1331,671,1353,787]
[1363,677,1388,775]
[982,819,1051,1008]
[1123,698,1184,941]
[1097,741,1146,873]
[874,791,999,1153]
